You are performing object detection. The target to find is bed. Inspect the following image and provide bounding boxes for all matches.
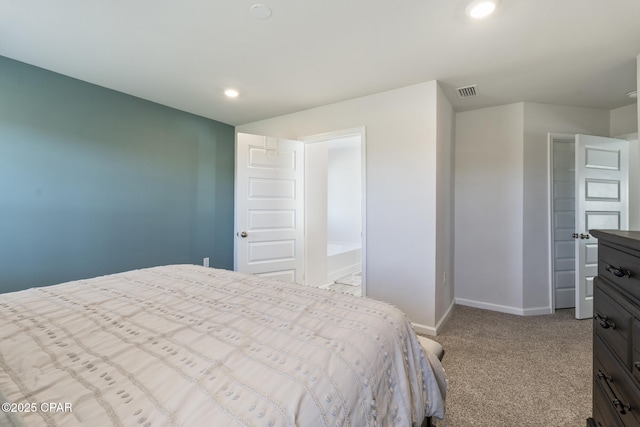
[0,265,446,426]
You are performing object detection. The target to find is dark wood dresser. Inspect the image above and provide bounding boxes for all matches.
[588,230,640,427]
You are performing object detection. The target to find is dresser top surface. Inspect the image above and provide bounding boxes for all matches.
[590,230,640,250]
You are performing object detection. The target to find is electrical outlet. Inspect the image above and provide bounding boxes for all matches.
[203,257,210,267]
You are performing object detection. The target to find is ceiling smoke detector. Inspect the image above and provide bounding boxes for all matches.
[250,4,272,19]
[456,84,478,98]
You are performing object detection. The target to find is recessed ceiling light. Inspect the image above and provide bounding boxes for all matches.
[250,4,272,20]
[466,0,500,19]
[224,89,239,98]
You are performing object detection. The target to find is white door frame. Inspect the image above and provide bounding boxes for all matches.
[547,132,578,312]
[547,132,632,313]
[301,127,367,295]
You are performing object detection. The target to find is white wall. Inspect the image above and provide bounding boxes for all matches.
[635,53,640,229]
[237,80,455,333]
[327,140,361,245]
[610,103,638,137]
[435,83,455,324]
[629,138,640,229]
[455,103,525,313]
[609,102,638,227]
[522,103,610,312]
[305,141,328,287]
[455,102,613,315]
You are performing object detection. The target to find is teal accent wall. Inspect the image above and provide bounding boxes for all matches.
[0,56,235,293]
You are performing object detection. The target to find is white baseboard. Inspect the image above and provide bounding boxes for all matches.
[412,322,437,336]
[455,298,552,316]
[412,299,456,336]
[522,306,553,316]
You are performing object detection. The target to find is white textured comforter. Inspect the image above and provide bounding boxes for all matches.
[0,265,446,426]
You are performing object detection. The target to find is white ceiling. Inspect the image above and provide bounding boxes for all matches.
[1,0,638,126]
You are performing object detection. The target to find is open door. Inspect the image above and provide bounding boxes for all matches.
[235,133,305,283]
[574,134,628,319]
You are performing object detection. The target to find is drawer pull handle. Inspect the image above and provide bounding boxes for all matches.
[597,371,613,382]
[613,399,632,415]
[605,264,632,278]
[598,370,632,415]
[594,312,616,329]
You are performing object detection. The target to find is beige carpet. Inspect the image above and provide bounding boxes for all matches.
[423,305,592,427]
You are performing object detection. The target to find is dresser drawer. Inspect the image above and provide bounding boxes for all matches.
[593,379,624,427]
[594,335,640,426]
[633,318,640,387]
[594,284,632,368]
[599,243,640,300]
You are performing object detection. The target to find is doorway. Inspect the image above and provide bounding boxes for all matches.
[549,135,576,310]
[548,133,629,318]
[302,128,366,296]
[234,129,366,295]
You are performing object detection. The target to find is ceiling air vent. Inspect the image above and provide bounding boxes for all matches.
[456,84,478,99]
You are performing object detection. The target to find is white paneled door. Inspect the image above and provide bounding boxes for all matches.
[575,134,628,319]
[235,133,305,283]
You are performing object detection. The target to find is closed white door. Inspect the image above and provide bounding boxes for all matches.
[235,133,304,283]
[574,134,628,319]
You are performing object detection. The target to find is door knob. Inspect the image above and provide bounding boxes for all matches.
[580,233,590,239]
[237,231,248,238]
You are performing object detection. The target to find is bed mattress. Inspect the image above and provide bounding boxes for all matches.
[0,265,445,426]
